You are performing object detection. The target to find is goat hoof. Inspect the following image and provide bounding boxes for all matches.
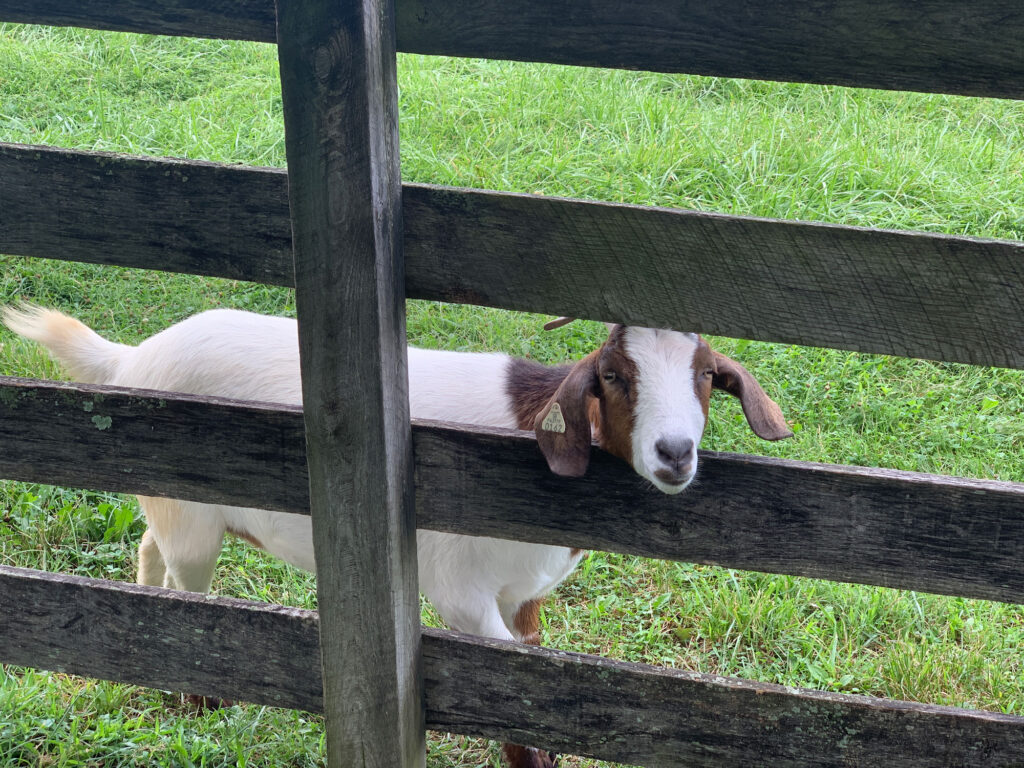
[502,743,558,768]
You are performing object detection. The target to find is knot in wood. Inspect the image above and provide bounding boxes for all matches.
[313,45,334,82]
[313,30,355,84]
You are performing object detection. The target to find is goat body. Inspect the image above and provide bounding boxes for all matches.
[6,306,790,766]
[6,308,586,639]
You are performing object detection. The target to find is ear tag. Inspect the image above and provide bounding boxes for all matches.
[541,402,566,433]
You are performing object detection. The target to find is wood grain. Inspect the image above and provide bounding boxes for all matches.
[275,0,424,764]
[395,0,1024,99]
[412,421,1024,605]
[0,565,322,710]
[4,144,1024,369]
[4,566,1023,767]
[3,1,1022,98]
[2,377,1022,605]
[425,629,1024,767]
[0,0,275,42]
[0,376,307,513]
[0,143,292,285]
[402,185,1024,370]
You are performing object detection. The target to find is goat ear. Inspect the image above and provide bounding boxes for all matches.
[534,352,599,477]
[712,351,793,441]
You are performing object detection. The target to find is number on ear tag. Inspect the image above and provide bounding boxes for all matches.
[541,402,566,433]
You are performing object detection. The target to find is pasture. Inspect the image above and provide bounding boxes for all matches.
[1,23,1023,767]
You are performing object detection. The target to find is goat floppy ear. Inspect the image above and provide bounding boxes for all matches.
[712,351,793,441]
[534,352,600,477]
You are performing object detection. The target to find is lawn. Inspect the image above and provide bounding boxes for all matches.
[1,23,1023,767]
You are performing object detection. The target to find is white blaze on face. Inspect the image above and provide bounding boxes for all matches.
[623,328,706,494]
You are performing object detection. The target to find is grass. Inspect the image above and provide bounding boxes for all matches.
[1,22,1023,767]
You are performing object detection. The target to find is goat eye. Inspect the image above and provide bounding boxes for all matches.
[602,370,617,383]
[702,368,714,379]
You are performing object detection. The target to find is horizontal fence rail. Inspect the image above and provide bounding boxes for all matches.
[4,143,1024,368]
[403,188,1024,369]
[395,0,1024,100]
[415,422,1024,605]
[1,1,1022,98]
[0,0,275,44]
[427,631,1024,768]
[0,145,294,286]
[2,566,1023,767]
[0,376,306,512]
[2,376,1024,604]
[0,565,321,710]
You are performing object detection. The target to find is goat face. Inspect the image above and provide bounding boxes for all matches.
[535,326,792,493]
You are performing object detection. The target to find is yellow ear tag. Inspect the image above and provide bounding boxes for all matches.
[541,402,566,433]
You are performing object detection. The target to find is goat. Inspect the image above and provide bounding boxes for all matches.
[4,306,791,768]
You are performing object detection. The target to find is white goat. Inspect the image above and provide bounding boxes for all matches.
[5,306,791,768]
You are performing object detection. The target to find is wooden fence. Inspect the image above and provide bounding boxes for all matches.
[1,1,1023,765]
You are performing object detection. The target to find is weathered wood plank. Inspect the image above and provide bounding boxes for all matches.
[3,567,1023,767]
[0,565,322,710]
[396,0,1024,99]
[2,378,1023,604]
[0,143,292,285]
[424,629,1024,767]
[403,185,1024,370]
[0,0,275,43]
[412,421,1024,605]
[275,0,423,764]
[5,144,1024,368]
[0,376,307,513]
[2,1,1022,98]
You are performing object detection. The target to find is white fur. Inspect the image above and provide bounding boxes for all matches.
[6,308,575,643]
[6,308,720,644]
[6,306,786,768]
[624,328,705,494]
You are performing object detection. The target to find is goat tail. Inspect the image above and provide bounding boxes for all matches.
[3,305,130,385]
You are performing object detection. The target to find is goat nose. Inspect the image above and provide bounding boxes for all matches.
[656,437,695,468]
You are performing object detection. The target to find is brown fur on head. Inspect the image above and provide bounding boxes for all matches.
[533,326,791,490]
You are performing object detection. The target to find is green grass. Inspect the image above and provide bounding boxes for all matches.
[1,22,1023,767]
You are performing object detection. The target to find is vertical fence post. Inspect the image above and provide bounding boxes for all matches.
[275,1,423,766]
